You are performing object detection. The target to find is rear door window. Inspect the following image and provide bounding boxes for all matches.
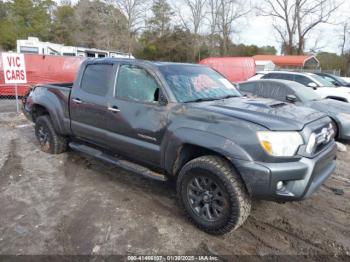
[81,64,114,96]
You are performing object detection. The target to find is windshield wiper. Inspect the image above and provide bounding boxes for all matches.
[219,94,240,100]
[185,94,240,103]
[185,97,219,103]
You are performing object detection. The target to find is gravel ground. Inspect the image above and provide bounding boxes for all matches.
[0,99,20,113]
[0,113,349,257]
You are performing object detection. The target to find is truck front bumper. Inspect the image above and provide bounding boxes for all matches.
[231,142,337,201]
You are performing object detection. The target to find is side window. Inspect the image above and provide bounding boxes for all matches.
[81,64,114,96]
[324,76,337,85]
[259,83,289,101]
[238,82,258,93]
[280,74,294,81]
[294,75,314,86]
[116,65,160,103]
[262,73,277,79]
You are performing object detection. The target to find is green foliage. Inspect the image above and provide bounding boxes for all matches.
[317,52,349,75]
[50,4,76,45]
[147,0,174,37]
[137,27,194,62]
[0,0,55,50]
[227,44,277,57]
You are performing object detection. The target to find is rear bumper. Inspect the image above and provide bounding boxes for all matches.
[231,141,337,201]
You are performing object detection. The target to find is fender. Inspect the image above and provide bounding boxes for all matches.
[31,86,71,135]
[163,127,253,175]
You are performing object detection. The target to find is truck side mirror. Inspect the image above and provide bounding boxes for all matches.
[286,94,297,103]
[157,89,168,105]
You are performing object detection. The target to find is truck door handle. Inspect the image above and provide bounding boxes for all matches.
[108,106,120,113]
[72,98,83,104]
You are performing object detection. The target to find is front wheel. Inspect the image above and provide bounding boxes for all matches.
[177,156,251,235]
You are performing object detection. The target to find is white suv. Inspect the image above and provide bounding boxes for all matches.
[261,71,350,103]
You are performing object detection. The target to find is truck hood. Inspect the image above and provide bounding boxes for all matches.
[195,97,326,131]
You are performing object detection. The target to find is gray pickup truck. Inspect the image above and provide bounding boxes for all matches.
[23,58,337,235]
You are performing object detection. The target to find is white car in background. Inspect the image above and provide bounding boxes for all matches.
[247,71,268,81]
[342,77,350,84]
[260,71,350,103]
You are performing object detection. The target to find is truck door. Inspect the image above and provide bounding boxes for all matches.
[103,63,169,167]
[70,63,116,147]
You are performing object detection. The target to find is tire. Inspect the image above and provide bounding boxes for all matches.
[35,115,67,154]
[177,155,251,235]
[330,120,339,139]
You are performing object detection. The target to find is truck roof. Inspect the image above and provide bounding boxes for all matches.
[85,57,203,68]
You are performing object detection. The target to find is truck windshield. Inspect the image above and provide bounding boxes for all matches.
[158,65,241,102]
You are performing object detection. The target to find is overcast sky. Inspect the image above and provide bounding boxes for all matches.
[233,0,350,54]
[61,0,350,54]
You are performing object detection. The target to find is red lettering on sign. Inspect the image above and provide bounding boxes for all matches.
[16,57,21,67]
[7,57,13,66]
[15,70,20,80]
[6,70,11,79]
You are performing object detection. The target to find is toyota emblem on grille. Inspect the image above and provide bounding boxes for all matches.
[321,125,333,144]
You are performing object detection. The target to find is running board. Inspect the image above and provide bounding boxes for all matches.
[69,142,167,182]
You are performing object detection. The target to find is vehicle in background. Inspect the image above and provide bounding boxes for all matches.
[23,58,336,234]
[314,72,350,87]
[199,57,256,83]
[247,71,267,81]
[17,37,134,58]
[342,77,350,84]
[261,71,350,103]
[237,79,350,141]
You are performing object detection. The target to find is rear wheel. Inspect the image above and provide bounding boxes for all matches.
[35,115,67,154]
[177,155,251,235]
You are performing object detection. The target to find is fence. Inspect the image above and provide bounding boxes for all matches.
[0,84,31,113]
[274,67,342,76]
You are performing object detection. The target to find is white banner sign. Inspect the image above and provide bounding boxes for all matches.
[1,53,27,84]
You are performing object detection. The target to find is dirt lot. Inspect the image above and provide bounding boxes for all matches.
[0,99,19,113]
[0,112,349,256]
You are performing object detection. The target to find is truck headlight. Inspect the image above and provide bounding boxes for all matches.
[257,131,304,157]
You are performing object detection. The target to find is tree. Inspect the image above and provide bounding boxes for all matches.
[137,27,195,62]
[178,0,207,61]
[206,0,220,54]
[73,0,129,51]
[50,3,76,45]
[339,21,350,55]
[216,0,250,56]
[113,0,149,53]
[147,0,174,37]
[259,0,342,55]
[0,0,55,50]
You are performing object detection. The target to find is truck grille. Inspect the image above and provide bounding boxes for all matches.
[306,123,335,155]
